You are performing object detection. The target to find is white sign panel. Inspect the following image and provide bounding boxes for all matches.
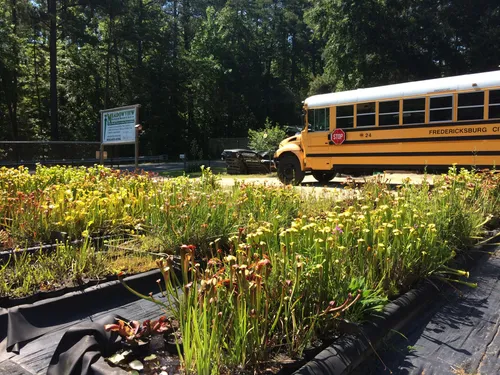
[101,105,139,145]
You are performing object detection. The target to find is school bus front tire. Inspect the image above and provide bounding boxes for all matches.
[278,154,304,185]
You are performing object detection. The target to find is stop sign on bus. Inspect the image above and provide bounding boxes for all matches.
[330,129,346,145]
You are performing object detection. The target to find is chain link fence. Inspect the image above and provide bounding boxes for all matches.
[0,141,167,167]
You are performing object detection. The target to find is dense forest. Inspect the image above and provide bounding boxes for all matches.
[1,0,499,158]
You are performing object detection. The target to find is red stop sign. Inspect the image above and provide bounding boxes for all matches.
[330,129,346,145]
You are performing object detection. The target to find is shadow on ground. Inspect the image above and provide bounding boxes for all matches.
[351,251,500,375]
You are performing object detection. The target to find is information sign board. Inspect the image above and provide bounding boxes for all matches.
[101,105,139,145]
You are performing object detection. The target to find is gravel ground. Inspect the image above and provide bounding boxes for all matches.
[218,172,435,189]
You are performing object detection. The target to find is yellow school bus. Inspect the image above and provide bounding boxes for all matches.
[274,70,500,184]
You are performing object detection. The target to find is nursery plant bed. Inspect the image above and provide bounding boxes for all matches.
[2,165,500,374]
[0,240,164,306]
[47,314,333,375]
[348,246,500,375]
[0,258,330,375]
[44,282,434,375]
[18,240,493,375]
[0,235,497,375]
[96,332,318,375]
[294,236,500,375]
[0,233,118,260]
[34,246,492,375]
[0,274,118,308]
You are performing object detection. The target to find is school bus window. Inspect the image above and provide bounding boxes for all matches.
[403,98,425,124]
[308,108,330,132]
[336,105,354,129]
[489,90,500,119]
[429,95,453,122]
[457,91,484,121]
[357,102,376,127]
[379,100,400,126]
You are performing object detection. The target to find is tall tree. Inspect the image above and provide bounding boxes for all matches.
[47,0,58,140]
[0,0,20,140]
[1,0,500,161]
[9,0,19,140]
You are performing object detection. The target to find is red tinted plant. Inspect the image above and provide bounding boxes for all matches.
[105,316,171,345]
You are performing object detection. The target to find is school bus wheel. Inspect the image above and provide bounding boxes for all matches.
[278,154,304,185]
[312,171,335,184]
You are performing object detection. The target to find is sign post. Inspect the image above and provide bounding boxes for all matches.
[100,104,141,168]
[135,124,143,170]
[180,154,186,172]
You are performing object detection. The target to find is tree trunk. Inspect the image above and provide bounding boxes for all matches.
[95,73,101,140]
[137,0,143,68]
[114,38,122,92]
[290,33,296,88]
[173,0,178,59]
[9,0,19,140]
[48,0,58,140]
[33,28,43,122]
[182,0,190,51]
[105,5,113,108]
[181,0,193,143]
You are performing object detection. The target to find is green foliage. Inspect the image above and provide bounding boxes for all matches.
[305,0,500,90]
[1,164,500,372]
[0,0,315,159]
[248,119,287,152]
[0,240,109,298]
[115,167,500,373]
[2,0,500,157]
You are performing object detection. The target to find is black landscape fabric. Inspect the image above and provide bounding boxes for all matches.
[46,315,127,375]
[349,248,500,375]
[0,269,162,354]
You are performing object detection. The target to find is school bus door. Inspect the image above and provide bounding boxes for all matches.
[303,107,333,170]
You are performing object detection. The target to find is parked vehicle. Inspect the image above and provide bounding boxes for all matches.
[221,149,275,174]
